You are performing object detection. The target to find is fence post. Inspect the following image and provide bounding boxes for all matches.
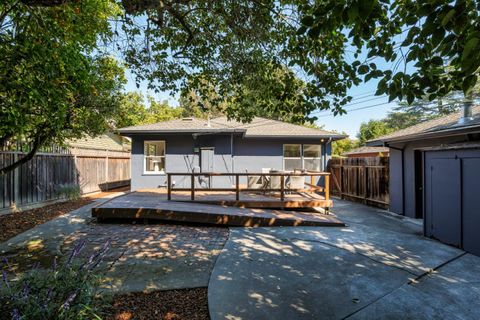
[340,158,344,199]
[105,149,109,191]
[363,165,368,204]
[13,153,20,207]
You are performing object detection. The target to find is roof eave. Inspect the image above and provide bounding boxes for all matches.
[368,124,480,145]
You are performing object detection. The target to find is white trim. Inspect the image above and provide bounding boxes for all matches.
[144,140,166,173]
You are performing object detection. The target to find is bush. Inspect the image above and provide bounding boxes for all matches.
[1,240,110,320]
[55,184,82,200]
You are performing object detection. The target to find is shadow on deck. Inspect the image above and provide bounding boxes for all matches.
[92,190,344,227]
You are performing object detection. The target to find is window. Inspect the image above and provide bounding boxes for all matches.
[283,144,302,171]
[144,141,165,173]
[303,144,321,171]
[283,144,322,171]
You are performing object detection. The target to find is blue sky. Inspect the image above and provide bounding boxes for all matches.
[123,43,413,139]
[124,71,399,139]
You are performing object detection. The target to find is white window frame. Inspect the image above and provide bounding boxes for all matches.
[283,144,302,171]
[283,144,322,171]
[143,140,166,175]
[302,144,322,172]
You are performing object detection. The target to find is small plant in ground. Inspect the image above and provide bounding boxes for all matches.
[55,184,82,200]
[1,240,111,320]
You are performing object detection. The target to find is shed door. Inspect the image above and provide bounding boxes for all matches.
[200,148,214,172]
[424,157,461,247]
[462,158,480,255]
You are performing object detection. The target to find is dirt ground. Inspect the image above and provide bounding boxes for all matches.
[106,288,209,320]
[0,188,128,243]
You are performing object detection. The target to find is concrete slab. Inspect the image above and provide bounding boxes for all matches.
[62,223,228,294]
[208,228,412,320]
[349,254,480,319]
[208,200,471,320]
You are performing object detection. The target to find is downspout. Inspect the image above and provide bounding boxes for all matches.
[386,143,405,216]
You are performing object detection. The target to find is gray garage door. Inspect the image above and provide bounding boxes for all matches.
[425,149,480,256]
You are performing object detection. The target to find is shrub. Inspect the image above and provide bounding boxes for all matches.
[1,240,110,320]
[55,184,82,200]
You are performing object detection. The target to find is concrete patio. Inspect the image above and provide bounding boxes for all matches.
[208,199,479,319]
[2,194,479,319]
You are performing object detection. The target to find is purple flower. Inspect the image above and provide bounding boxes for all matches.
[62,290,78,310]
[2,271,9,289]
[12,308,20,320]
[52,257,57,271]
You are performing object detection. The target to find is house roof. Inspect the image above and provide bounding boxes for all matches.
[119,116,346,140]
[342,146,389,156]
[68,133,130,151]
[368,105,480,145]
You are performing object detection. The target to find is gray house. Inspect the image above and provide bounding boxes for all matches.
[119,117,345,190]
[368,105,480,256]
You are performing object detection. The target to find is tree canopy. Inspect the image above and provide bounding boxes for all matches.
[15,0,479,121]
[0,0,125,173]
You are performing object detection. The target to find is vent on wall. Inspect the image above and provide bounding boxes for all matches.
[182,118,194,121]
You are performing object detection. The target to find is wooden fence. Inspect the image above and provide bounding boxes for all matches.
[327,157,389,208]
[0,148,130,211]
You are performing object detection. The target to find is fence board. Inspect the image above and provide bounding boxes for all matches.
[0,148,130,211]
[327,157,389,208]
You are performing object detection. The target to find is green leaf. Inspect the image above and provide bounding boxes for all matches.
[441,9,456,27]
[301,15,315,27]
[463,75,478,96]
[358,65,369,75]
[431,56,444,66]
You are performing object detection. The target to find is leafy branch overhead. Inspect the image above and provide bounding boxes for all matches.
[298,0,480,103]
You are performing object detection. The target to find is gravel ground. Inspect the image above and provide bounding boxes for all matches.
[106,288,209,320]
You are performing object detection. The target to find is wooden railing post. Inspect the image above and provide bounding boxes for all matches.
[167,174,172,200]
[325,174,330,203]
[311,175,315,191]
[235,174,240,201]
[280,175,285,201]
[191,174,195,200]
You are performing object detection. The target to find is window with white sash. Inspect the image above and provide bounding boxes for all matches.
[144,141,166,173]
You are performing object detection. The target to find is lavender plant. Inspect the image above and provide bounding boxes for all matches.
[0,240,111,320]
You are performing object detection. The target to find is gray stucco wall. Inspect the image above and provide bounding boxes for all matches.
[130,133,332,191]
[388,135,473,218]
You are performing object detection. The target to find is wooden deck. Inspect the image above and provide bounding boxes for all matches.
[167,190,332,209]
[92,191,344,227]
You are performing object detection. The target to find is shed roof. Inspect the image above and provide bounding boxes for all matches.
[368,105,480,145]
[119,116,346,139]
[342,146,390,156]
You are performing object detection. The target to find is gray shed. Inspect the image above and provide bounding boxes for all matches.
[368,105,480,255]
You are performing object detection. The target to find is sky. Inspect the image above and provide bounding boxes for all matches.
[124,70,399,139]
[122,40,411,140]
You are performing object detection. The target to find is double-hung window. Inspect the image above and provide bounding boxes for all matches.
[283,144,322,171]
[144,141,166,173]
[303,144,322,171]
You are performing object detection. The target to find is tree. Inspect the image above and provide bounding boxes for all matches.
[0,0,124,174]
[145,97,185,123]
[12,1,480,121]
[114,92,149,128]
[332,136,359,156]
[299,1,480,104]
[357,120,394,145]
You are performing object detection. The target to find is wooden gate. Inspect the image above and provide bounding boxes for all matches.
[327,157,389,208]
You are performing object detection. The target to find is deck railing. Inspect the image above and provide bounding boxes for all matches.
[166,171,330,203]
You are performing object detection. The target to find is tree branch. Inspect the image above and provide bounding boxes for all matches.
[0,133,46,175]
